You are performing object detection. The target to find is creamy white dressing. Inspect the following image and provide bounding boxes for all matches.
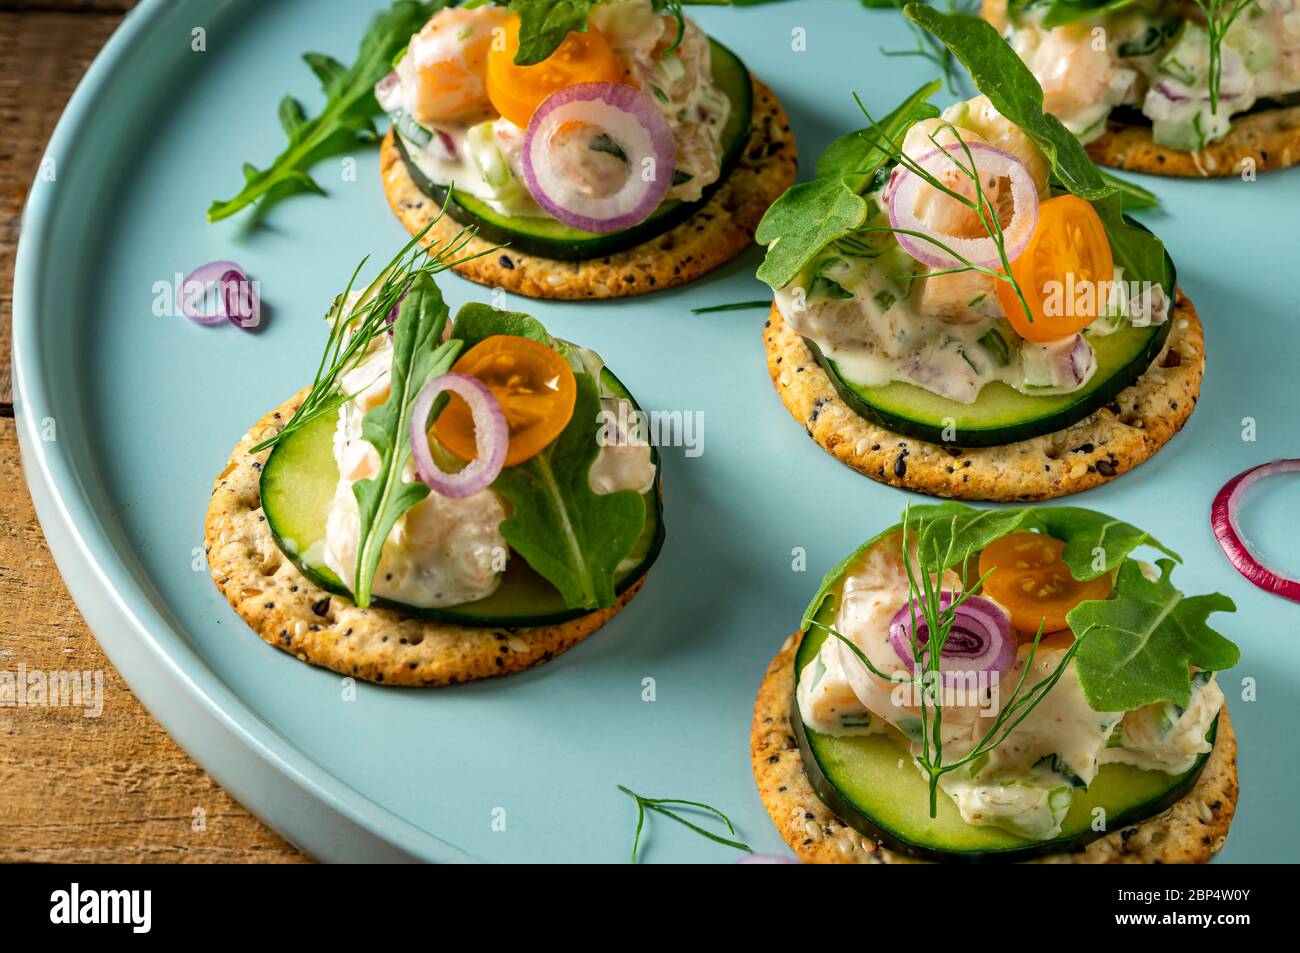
[772,95,1165,405]
[388,0,730,219]
[1004,1,1300,149]
[320,328,656,609]
[797,540,1224,841]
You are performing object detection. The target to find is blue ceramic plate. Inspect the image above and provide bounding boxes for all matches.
[15,0,1300,862]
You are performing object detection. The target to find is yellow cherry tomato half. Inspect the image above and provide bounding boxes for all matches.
[977,531,1112,636]
[433,335,577,467]
[485,15,626,128]
[995,194,1114,343]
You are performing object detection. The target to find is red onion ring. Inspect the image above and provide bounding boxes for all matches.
[889,592,1016,685]
[409,373,507,499]
[176,260,260,328]
[522,82,675,234]
[1211,459,1300,603]
[887,141,1038,271]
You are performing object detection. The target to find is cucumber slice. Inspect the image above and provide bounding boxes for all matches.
[792,554,1215,862]
[260,368,664,628]
[807,321,1169,448]
[392,38,754,261]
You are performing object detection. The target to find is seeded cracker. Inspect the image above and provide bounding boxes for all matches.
[204,390,645,686]
[762,292,1205,501]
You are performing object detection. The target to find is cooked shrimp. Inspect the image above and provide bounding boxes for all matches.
[409,6,509,124]
[1029,26,1121,121]
[949,96,1050,198]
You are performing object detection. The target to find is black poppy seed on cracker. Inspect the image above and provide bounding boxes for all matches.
[893,453,907,478]
[498,254,514,269]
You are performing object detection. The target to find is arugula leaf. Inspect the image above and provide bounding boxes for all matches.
[491,371,646,610]
[1029,506,1178,580]
[907,503,1037,572]
[452,301,551,351]
[351,273,462,607]
[208,0,439,222]
[506,0,598,65]
[902,502,1178,580]
[903,3,1111,200]
[755,81,940,289]
[1090,192,1176,295]
[1070,560,1239,711]
[1098,168,1159,211]
[1018,0,1140,29]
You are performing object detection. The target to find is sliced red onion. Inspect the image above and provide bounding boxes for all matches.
[1212,459,1300,603]
[409,373,507,499]
[176,260,260,328]
[433,128,458,162]
[889,592,1015,685]
[522,82,675,234]
[887,141,1038,270]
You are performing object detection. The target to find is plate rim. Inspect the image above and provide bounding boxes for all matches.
[12,0,477,864]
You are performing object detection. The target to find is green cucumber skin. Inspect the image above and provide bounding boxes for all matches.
[807,318,1171,448]
[393,38,754,262]
[790,691,1214,863]
[259,368,665,630]
[269,490,664,629]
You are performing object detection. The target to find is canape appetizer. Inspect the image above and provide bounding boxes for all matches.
[204,223,663,685]
[757,6,1201,501]
[984,0,1300,175]
[751,503,1240,863]
[376,0,796,299]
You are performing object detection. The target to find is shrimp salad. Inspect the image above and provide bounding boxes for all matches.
[990,0,1300,152]
[772,95,1168,406]
[376,0,732,224]
[796,529,1228,841]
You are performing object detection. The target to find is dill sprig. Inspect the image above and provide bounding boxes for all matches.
[812,507,1080,818]
[618,785,750,863]
[689,299,771,314]
[848,101,1035,325]
[249,202,492,455]
[878,0,978,95]
[1192,0,1255,114]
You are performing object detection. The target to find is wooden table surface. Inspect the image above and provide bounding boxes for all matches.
[1,0,307,863]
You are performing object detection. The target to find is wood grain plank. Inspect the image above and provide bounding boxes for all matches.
[0,417,309,862]
[0,2,138,12]
[1,11,129,408]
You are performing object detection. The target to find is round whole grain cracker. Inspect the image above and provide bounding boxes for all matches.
[204,390,646,687]
[762,292,1204,501]
[1086,105,1300,177]
[380,75,797,300]
[751,631,1239,864]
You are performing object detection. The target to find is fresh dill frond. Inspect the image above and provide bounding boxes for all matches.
[249,200,493,455]
[617,785,750,863]
[689,299,772,314]
[1191,0,1255,114]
